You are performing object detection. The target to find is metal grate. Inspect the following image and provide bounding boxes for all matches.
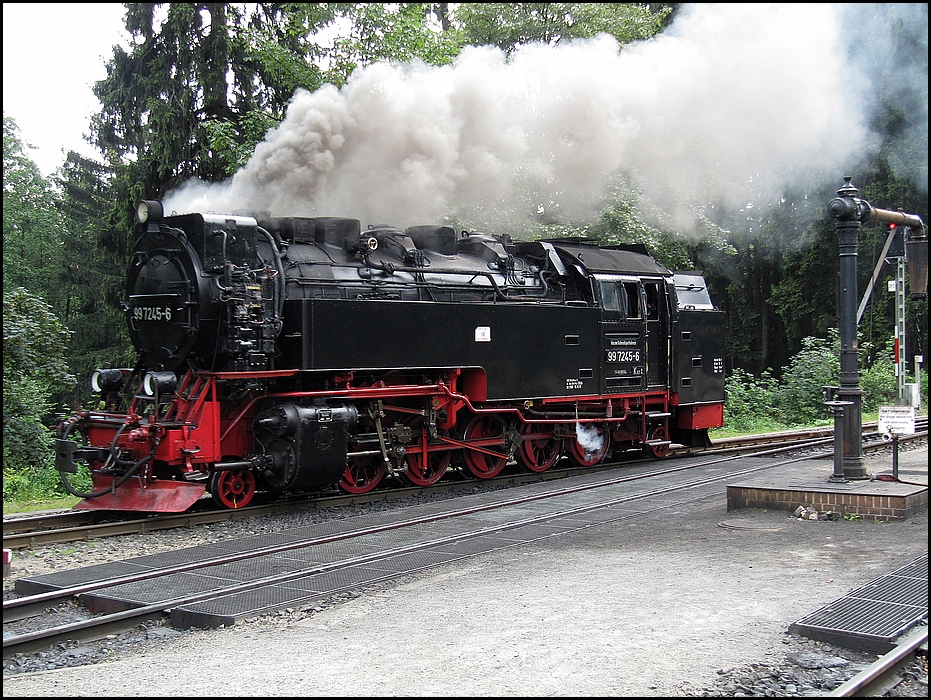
[789,553,928,653]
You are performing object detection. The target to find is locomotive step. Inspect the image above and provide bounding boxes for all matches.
[626,411,672,418]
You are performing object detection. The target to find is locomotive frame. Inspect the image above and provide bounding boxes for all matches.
[55,200,726,512]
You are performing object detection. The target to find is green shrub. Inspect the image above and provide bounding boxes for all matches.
[860,352,897,411]
[723,329,912,434]
[723,367,781,433]
[775,332,840,425]
[2,463,90,504]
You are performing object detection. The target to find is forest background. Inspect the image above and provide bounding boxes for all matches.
[3,3,928,503]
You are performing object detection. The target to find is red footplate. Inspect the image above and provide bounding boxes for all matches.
[73,476,206,513]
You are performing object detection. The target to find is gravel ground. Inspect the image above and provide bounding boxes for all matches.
[3,443,928,697]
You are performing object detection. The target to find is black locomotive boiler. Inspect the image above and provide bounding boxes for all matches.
[55,200,726,512]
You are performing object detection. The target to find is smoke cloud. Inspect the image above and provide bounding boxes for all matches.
[164,4,924,233]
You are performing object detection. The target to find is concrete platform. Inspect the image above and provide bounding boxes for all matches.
[727,443,928,520]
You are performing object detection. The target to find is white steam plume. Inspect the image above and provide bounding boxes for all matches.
[164,4,898,232]
[575,423,605,458]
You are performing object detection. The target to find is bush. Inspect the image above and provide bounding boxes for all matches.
[2,463,90,505]
[723,367,781,433]
[860,361,898,412]
[775,332,840,425]
[723,329,909,434]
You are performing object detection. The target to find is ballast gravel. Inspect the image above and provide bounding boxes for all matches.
[3,443,928,697]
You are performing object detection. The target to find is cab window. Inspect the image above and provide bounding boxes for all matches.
[644,282,660,320]
[623,283,641,319]
[598,280,641,319]
[599,280,622,313]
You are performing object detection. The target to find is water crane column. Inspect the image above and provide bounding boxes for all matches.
[827,176,926,479]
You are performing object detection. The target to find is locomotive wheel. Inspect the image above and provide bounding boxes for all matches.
[461,414,509,479]
[516,423,563,473]
[339,456,387,494]
[401,417,450,487]
[209,469,256,509]
[645,423,670,459]
[567,424,609,467]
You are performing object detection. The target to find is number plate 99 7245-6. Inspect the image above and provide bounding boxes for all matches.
[133,306,173,321]
[605,349,640,363]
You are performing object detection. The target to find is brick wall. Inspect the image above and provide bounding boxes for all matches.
[726,486,928,521]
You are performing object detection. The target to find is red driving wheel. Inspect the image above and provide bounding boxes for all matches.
[516,423,563,473]
[567,424,608,467]
[645,423,670,459]
[209,469,256,509]
[340,456,387,494]
[402,417,450,486]
[461,414,509,479]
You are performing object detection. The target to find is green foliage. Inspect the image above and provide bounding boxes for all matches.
[2,374,55,474]
[2,117,65,304]
[3,287,76,501]
[455,3,673,54]
[775,332,840,425]
[722,367,781,434]
[591,177,738,272]
[55,152,134,408]
[859,336,898,412]
[2,459,89,506]
[860,361,897,412]
[723,330,909,433]
[921,367,929,412]
[2,287,74,390]
[92,3,469,200]
[203,111,281,177]
[330,3,464,83]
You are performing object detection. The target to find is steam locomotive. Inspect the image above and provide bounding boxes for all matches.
[55,200,726,512]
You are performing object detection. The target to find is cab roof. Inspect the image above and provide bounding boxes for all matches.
[548,240,671,276]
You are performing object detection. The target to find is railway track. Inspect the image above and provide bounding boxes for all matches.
[4,431,926,659]
[3,421,925,549]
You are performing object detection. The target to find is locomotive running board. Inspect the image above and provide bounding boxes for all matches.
[73,477,206,513]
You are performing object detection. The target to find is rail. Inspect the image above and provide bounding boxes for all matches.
[827,626,928,697]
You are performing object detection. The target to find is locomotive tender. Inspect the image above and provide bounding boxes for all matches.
[55,200,726,512]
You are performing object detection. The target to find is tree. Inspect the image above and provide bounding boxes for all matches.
[2,287,75,480]
[328,3,464,83]
[91,3,367,199]
[56,151,133,407]
[2,119,75,483]
[2,117,65,306]
[700,181,838,375]
[455,3,673,54]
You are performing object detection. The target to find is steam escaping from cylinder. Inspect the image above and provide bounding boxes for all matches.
[575,423,605,458]
[163,4,924,233]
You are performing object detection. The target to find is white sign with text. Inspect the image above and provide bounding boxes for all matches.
[877,405,916,436]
